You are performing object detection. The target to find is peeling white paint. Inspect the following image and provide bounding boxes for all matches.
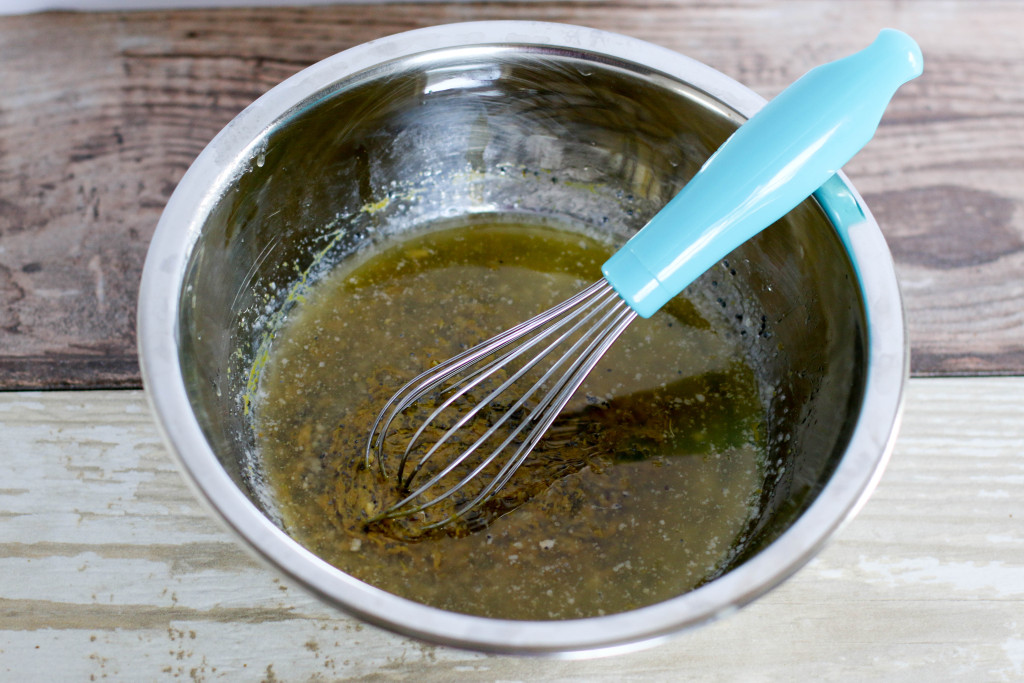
[987,535,1024,545]
[1000,637,1024,679]
[858,556,1024,598]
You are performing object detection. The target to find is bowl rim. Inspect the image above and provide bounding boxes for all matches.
[137,20,907,657]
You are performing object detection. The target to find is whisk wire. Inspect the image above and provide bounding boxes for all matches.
[382,289,632,524]
[424,302,637,530]
[395,281,619,487]
[397,281,625,488]
[366,280,636,528]
[428,280,617,401]
[364,280,611,477]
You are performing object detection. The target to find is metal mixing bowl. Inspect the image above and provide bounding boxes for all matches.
[138,21,906,656]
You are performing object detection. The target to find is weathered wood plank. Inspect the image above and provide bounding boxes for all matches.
[0,378,1022,679]
[1,2,1022,388]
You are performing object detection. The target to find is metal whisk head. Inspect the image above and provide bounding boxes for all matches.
[365,279,637,533]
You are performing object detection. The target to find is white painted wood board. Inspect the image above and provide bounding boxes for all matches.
[0,378,1022,680]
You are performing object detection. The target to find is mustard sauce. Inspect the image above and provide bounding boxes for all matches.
[254,218,766,619]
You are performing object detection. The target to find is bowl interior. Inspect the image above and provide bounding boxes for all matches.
[176,44,867,599]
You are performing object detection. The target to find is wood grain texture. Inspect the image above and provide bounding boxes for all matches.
[1,1,1023,387]
[0,378,1022,679]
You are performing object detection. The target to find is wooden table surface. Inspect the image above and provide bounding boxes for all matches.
[1,1,1023,680]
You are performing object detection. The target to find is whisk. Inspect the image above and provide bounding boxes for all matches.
[365,29,923,532]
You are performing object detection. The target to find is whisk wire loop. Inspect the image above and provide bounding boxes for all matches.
[398,282,625,487]
[365,280,636,528]
[364,280,611,477]
[427,303,637,530]
[395,281,620,487]
[389,291,632,524]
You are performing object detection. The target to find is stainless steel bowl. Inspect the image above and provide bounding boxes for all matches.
[138,21,906,656]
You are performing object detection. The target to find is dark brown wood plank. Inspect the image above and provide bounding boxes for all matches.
[1,2,1022,388]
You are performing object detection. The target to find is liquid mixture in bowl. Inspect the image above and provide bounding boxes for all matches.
[252,217,767,620]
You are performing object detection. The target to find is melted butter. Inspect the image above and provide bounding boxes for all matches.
[254,218,766,620]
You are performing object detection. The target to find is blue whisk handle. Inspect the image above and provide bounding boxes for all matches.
[602,29,923,318]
